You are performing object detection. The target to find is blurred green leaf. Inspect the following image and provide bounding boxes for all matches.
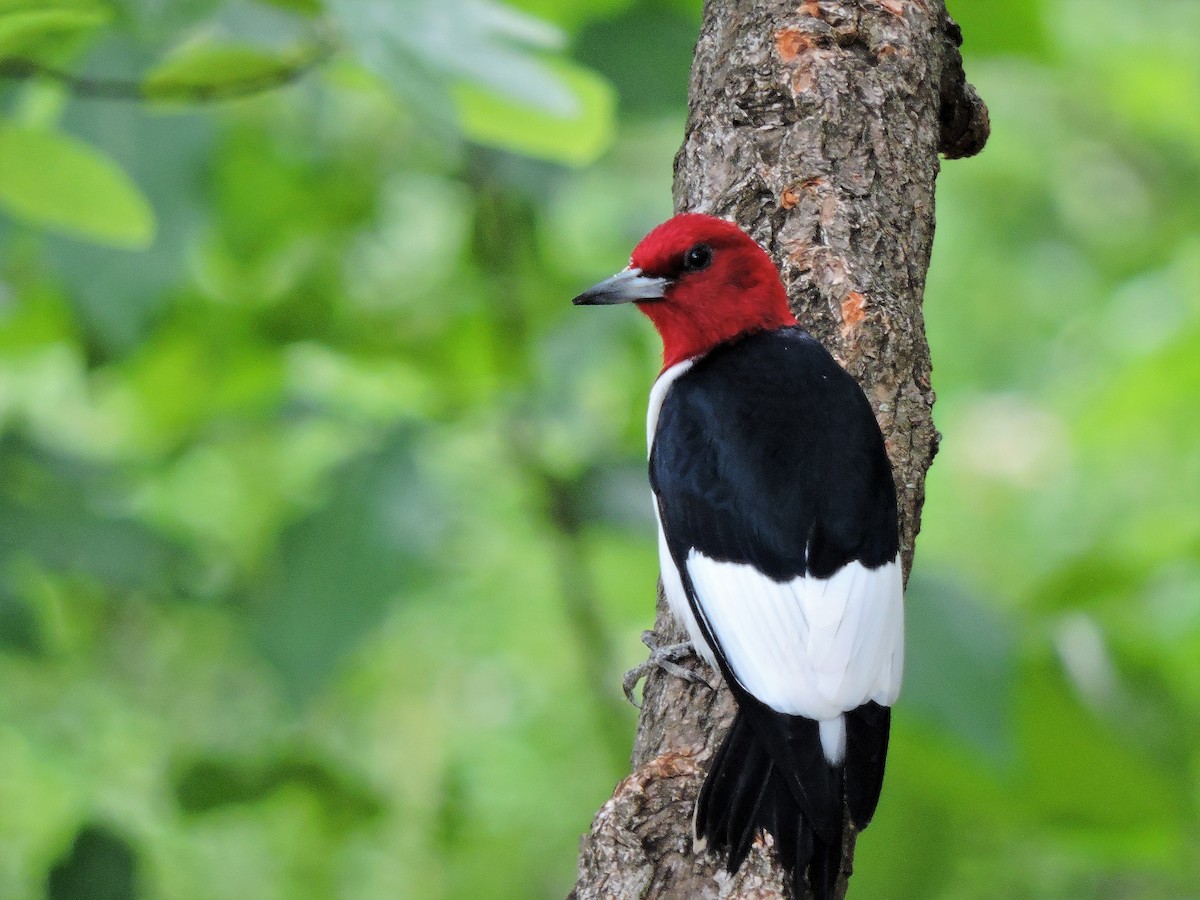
[0,3,109,57]
[143,43,308,101]
[453,57,615,165]
[0,126,155,248]
[50,92,212,352]
[330,0,584,119]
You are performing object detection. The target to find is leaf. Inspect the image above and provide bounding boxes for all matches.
[0,4,109,57]
[143,43,308,102]
[330,0,583,118]
[453,58,615,166]
[0,126,155,248]
[49,87,213,351]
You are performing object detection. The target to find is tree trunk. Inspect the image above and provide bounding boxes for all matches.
[570,1,988,897]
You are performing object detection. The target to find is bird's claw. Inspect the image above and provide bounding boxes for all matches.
[622,630,716,707]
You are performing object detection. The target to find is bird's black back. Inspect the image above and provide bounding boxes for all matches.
[650,326,899,581]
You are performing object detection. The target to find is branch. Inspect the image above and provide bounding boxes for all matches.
[0,41,334,103]
[573,0,989,896]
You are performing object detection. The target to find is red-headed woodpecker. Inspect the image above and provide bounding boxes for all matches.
[573,214,903,900]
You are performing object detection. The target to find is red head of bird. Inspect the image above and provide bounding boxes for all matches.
[572,214,796,369]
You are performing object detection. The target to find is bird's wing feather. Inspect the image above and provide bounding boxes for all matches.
[650,328,904,719]
[686,550,903,719]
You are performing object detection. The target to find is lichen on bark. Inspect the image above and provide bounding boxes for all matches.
[571,1,988,897]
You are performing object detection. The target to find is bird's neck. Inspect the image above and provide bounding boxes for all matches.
[644,298,796,370]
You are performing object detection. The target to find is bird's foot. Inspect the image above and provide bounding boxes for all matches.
[622,630,717,707]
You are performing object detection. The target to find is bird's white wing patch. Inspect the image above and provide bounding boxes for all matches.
[685,551,905,721]
[654,505,720,670]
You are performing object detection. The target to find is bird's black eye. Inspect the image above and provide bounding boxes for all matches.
[682,243,713,272]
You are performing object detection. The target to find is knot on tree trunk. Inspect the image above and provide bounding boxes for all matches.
[937,14,991,159]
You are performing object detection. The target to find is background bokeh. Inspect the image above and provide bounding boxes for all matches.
[1,0,1197,897]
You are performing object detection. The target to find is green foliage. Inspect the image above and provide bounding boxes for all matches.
[0,126,155,246]
[0,2,110,60]
[328,0,616,158]
[142,42,310,101]
[0,0,1197,898]
[452,58,615,166]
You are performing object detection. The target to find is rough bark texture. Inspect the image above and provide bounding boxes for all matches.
[571,1,988,897]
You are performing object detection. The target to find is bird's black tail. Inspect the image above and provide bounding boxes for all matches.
[694,701,891,899]
[844,701,891,831]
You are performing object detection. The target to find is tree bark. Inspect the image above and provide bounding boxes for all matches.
[571,1,987,897]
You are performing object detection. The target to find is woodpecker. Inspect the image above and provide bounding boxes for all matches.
[573,214,904,900]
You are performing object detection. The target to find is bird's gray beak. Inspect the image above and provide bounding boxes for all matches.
[572,267,669,306]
